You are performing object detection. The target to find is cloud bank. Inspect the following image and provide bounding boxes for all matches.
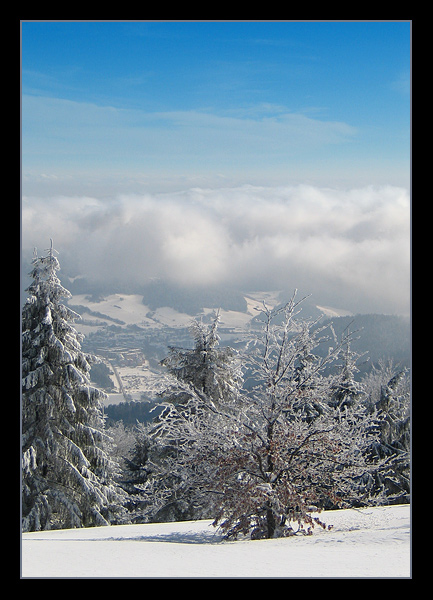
[22,184,410,315]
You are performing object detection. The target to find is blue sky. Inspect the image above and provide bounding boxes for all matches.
[21,21,411,314]
[21,20,410,193]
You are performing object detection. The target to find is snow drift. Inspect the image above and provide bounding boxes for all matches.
[21,504,410,578]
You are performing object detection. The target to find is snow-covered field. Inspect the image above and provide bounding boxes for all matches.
[21,504,410,578]
[69,291,346,333]
[69,292,248,331]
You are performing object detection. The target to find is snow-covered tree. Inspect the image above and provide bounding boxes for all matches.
[113,422,158,523]
[22,243,128,531]
[364,364,410,503]
[210,294,385,538]
[161,311,243,408]
[129,313,243,523]
[141,292,386,539]
[329,333,366,410]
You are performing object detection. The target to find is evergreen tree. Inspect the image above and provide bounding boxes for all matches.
[133,312,244,523]
[291,321,333,422]
[114,422,156,523]
[161,311,243,408]
[329,335,366,410]
[22,243,127,531]
[367,368,411,503]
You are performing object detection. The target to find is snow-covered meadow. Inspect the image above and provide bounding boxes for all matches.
[68,291,283,334]
[21,504,410,578]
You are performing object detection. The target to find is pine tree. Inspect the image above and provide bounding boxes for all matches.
[115,422,156,523]
[366,367,411,503]
[290,320,333,422]
[134,312,244,523]
[22,243,127,531]
[329,334,366,410]
[161,311,243,408]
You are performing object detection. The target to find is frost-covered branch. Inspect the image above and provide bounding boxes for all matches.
[131,291,390,538]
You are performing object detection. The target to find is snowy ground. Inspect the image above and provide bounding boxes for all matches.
[21,504,410,578]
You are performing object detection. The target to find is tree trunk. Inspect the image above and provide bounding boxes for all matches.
[266,505,276,538]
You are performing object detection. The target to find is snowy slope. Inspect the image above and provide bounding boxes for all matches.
[68,292,355,335]
[21,504,410,578]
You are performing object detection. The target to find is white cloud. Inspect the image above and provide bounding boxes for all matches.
[21,184,410,315]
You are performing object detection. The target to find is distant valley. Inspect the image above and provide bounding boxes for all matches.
[63,282,410,413]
